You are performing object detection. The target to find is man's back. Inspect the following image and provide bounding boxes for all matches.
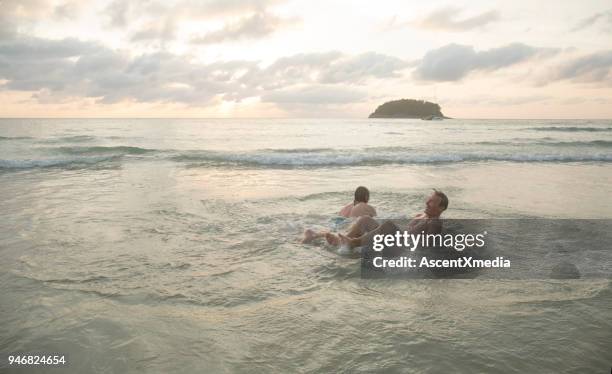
[349,202,377,218]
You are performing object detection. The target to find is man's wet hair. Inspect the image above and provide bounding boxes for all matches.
[354,186,370,204]
[433,189,449,210]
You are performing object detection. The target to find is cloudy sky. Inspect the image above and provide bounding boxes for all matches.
[1,0,611,118]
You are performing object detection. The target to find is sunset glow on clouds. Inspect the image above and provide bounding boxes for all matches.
[1,0,611,118]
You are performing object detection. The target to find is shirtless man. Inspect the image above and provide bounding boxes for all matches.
[338,186,377,218]
[325,189,449,250]
[301,186,376,244]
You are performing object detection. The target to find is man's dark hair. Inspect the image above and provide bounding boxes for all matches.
[433,189,448,210]
[354,186,370,204]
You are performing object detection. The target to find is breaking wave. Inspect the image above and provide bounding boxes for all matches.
[53,146,155,155]
[473,140,612,147]
[0,155,121,170]
[2,143,611,170]
[530,126,612,132]
[40,135,98,143]
[0,136,33,141]
[0,146,152,170]
[171,150,612,167]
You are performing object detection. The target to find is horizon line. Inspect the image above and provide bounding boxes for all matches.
[1,117,611,121]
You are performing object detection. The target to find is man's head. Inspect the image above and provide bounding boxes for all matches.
[354,186,370,204]
[425,189,448,217]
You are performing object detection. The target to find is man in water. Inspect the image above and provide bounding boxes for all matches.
[325,189,448,250]
[301,186,376,244]
[338,186,377,218]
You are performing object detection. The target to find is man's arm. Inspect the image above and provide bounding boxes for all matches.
[339,203,353,217]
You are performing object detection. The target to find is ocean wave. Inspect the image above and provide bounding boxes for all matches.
[548,140,612,147]
[1,145,151,170]
[265,147,336,153]
[0,135,33,140]
[172,150,612,167]
[40,135,97,143]
[473,140,612,147]
[530,126,612,132]
[4,146,611,170]
[54,145,155,155]
[0,155,121,170]
[1,135,99,143]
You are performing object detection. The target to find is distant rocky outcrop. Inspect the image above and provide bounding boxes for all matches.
[369,99,448,119]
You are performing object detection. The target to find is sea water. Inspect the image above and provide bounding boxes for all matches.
[1,118,611,373]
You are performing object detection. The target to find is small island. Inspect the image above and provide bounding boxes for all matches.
[368,99,448,120]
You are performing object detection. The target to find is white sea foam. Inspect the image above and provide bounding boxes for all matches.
[0,155,120,169]
[171,150,612,167]
[3,150,611,170]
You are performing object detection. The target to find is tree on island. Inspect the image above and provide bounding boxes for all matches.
[368,99,447,119]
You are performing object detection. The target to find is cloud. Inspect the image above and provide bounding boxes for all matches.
[260,84,369,116]
[0,0,52,39]
[104,0,284,30]
[105,0,131,28]
[0,36,98,59]
[447,94,552,106]
[240,51,342,89]
[0,34,404,107]
[560,96,612,105]
[546,50,612,85]
[0,0,87,36]
[572,9,612,32]
[244,51,408,89]
[414,6,499,31]
[266,51,344,71]
[0,35,258,104]
[261,84,367,104]
[130,17,178,42]
[190,12,289,44]
[53,0,86,20]
[104,0,288,45]
[413,43,556,81]
[178,0,284,19]
[0,37,101,92]
[319,52,408,83]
